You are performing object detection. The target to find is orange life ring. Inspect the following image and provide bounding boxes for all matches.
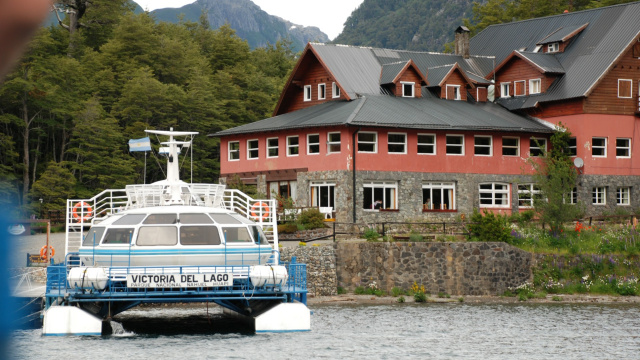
[72,201,93,222]
[250,202,270,220]
[40,245,55,259]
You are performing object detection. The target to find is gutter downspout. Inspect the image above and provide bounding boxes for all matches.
[345,95,367,224]
[351,127,360,224]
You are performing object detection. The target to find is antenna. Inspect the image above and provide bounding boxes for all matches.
[573,157,584,168]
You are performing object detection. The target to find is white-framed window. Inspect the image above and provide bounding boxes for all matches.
[500,83,511,98]
[565,187,578,204]
[401,81,415,97]
[446,134,464,155]
[529,79,541,94]
[446,84,461,100]
[474,136,492,156]
[479,182,510,208]
[303,85,311,101]
[547,42,559,53]
[287,136,299,156]
[592,186,606,205]
[592,137,607,157]
[568,137,577,156]
[514,80,526,96]
[357,132,377,153]
[307,134,320,155]
[422,182,455,210]
[267,137,278,158]
[529,138,547,157]
[388,133,407,154]
[318,83,326,100]
[327,132,341,153]
[247,139,259,159]
[616,138,631,158]
[417,133,436,155]
[518,183,541,208]
[363,181,398,210]
[310,181,335,210]
[617,187,630,206]
[618,79,632,98]
[332,82,340,98]
[502,137,519,156]
[228,141,240,161]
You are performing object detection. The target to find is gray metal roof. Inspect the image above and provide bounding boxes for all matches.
[380,61,409,85]
[537,23,588,44]
[311,43,496,98]
[212,95,553,137]
[517,51,565,74]
[471,2,640,109]
[426,64,455,87]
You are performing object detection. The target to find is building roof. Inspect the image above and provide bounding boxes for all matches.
[426,64,455,87]
[310,43,495,99]
[516,51,565,74]
[212,93,553,137]
[380,61,409,85]
[537,23,589,44]
[471,1,640,109]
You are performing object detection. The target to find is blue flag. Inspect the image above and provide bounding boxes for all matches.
[129,137,151,152]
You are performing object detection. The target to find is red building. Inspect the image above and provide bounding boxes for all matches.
[213,3,640,223]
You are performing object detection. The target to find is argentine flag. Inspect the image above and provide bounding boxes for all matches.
[128,137,151,152]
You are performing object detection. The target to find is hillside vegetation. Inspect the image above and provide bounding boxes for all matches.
[0,1,296,216]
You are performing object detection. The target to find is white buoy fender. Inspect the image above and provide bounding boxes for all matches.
[249,265,288,287]
[68,267,109,290]
[43,306,103,336]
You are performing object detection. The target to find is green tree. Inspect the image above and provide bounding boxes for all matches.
[29,161,76,213]
[529,126,583,234]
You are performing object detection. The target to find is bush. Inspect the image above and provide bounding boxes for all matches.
[468,209,514,244]
[391,287,405,297]
[278,223,298,234]
[409,233,424,242]
[363,227,380,241]
[298,208,326,230]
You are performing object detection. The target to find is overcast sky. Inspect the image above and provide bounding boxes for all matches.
[133,0,365,40]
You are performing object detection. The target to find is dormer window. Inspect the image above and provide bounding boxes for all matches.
[446,85,461,100]
[332,82,340,98]
[500,83,511,98]
[401,82,415,97]
[318,83,326,100]
[303,85,311,101]
[547,42,559,53]
[529,79,541,94]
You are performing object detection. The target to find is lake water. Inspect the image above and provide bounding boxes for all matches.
[8,302,640,359]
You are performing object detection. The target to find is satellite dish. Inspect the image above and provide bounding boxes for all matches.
[573,157,584,168]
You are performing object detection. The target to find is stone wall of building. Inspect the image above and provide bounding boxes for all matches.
[577,174,640,215]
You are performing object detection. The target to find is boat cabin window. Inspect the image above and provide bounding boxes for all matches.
[209,214,242,224]
[102,228,134,244]
[143,214,177,224]
[180,226,221,245]
[231,214,253,224]
[136,226,178,246]
[180,213,214,224]
[222,227,253,243]
[83,227,106,246]
[113,214,146,225]
[250,225,269,245]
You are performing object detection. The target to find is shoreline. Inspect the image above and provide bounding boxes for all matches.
[306,294,640,305]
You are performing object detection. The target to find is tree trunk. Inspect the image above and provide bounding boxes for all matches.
[21,91,29,207]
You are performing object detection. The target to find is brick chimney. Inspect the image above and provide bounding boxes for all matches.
[455,26,470,59]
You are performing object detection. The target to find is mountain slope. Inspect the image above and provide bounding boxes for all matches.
[152,0,329,51]
[333,0,473,52]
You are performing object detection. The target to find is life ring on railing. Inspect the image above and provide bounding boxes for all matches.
[72,201,93,222]
[250,202,270,220]
[40,245,55,259]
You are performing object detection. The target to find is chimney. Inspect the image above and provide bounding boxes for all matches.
[455,26,470,59]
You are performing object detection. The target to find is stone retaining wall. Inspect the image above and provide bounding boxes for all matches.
[282,241,533,297]
[280,245,337,296]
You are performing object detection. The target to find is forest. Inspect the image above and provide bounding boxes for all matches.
[0,0,296,217]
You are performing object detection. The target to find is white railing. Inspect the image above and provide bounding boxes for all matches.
[223,189,278,246]
[65,185,278,256]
